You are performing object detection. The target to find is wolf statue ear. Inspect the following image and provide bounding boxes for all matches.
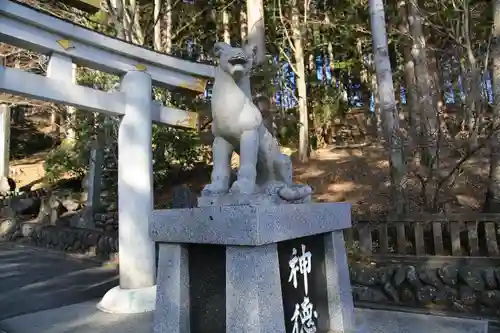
[213,42,229,57]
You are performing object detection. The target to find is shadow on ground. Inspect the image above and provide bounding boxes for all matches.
[292,145,489,216]
[0,242,118,321]
[1,301,152,333]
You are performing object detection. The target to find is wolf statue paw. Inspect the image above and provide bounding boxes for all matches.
[229,179,256,195]
[201,182,229,196]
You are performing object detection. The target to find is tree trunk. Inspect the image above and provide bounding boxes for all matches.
[246,0,275,137]
[239,1,247,42]
[369,0,407,215]
[50,109,60,134]
[356,39,371,105]
[370,55,383,138]
[407,0,439,170]
[107,0,125,40]
[222,9,231,44]
[484,0,500,212]
[291,0,309,162]
[122,0,133,42]
[397,1,419,141]
[246,0,265,64]
[427,43,444,112]
[153,0,162,51]
[163,0,173,53]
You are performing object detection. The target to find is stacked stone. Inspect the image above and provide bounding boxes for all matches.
[10,224,119,259]
[93,211,118,231]
[0,188,47,207]
[351,263,500,317]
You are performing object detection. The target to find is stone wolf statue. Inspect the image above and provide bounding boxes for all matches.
[201,42,311,203]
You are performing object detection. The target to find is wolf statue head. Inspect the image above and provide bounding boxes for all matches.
[213,42,257,81]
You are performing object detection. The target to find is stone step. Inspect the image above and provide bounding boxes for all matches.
[0,301,488,333]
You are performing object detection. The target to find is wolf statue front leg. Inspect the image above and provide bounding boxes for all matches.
[202,136,233,195]
[230,129,259,194]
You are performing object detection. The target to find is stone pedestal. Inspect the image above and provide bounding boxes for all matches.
[150,202,357,333]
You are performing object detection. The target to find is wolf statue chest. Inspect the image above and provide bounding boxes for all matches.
[211,77,259,138]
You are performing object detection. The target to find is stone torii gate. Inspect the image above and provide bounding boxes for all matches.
[0,0,215,314]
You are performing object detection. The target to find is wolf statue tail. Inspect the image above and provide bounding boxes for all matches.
[275,153,313,202]
[278,183,313,202]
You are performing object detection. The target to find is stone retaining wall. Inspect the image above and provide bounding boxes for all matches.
[10,223,118,260]
[93,211,118,231]
[0,188,47,205]
[350,261,500,318]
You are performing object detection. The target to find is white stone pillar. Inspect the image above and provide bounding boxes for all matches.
[47,53,73,79]
[0,105,10,178]
[67,64,77,140]
[47,53,76,139]
[98,71,156,314]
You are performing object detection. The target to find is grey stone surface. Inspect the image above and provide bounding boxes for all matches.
[171,185,196,209]
[198,191,289,207]
[198,184,312,207]
[0,242,118,321]
[0,301,489,333]
[150,202,351,245]
[355,308,488,333]
[0,301,153,333]
[153,243,189,333]
[324,230,356,332]
[226,243,285,333]
[79,143,104,229]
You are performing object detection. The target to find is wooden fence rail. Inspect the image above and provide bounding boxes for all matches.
[345,214,500,257]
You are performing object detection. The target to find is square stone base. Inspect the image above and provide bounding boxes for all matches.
[151,202,356,333]
[197,192,281,207]
[197,191,312,207]
[155,235,337,333]
[151,202,351,246]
